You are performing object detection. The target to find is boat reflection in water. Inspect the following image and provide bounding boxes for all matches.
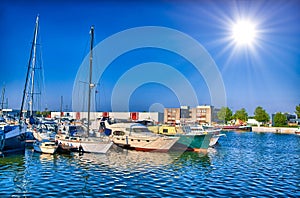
[74,147,212,170]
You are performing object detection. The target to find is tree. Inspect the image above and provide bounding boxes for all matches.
[254,106,270,125]
[295,104,300,118]
[233,108,248,122]
[273,112,287,127]
[36,110,51,118]
[217,107,233,124]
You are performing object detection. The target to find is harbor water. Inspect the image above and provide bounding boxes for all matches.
[1,131,299,197]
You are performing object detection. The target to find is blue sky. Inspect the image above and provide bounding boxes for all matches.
[1,0,299,115]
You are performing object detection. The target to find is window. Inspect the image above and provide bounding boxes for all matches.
[113,131,125,136]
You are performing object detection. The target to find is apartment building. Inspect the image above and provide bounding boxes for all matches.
[164,105,213,125]
[164,108,181,124]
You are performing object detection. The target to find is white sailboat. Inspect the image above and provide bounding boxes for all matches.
[19,15,56,154]
[0,16,47,156]
[55,26,113,154]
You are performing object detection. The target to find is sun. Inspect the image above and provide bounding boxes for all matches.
[231,20,257,46]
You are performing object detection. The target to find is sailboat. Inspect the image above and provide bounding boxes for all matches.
[55,26,113,154]
[16,15,55,154]
[0,16,46,156]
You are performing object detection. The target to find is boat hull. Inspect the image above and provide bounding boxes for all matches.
[33,141,57,154]
[209,134,226,147]
[171,133,213,152]
[55,135,113,154]
[111,135,179,152]
[0,125,27,155]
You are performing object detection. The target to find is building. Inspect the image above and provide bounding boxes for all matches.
[164,105,213,125]
[50,111,164,123]
[180,106,190,119]
[190,105,212,125]
[271,113,298,126]
[164,108,181,124]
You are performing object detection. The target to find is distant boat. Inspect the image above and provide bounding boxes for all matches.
[55,26,113,154]
[222,125,252,132]
[104,121,179,152]
[33,140,57,154]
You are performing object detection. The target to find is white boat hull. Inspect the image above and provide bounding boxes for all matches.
[56,135,113,154]
[33,141,57,154]
[209,134,226,147]
[111,135,179,152]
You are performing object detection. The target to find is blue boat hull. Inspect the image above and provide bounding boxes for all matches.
[0,127,27,155]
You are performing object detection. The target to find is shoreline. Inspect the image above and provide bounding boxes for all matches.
[252,126,299,134]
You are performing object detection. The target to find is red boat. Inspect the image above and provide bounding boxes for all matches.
[222,125,252,132]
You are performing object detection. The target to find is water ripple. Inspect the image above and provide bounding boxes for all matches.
[0,132,299,197]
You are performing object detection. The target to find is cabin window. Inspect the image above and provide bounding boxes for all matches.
[131,139,134,141]
[163,129,168,133]
[146,140,150,142]
[113,131,125,136]
[132,128,150,133]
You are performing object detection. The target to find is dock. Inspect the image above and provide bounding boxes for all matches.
[252,126,298,134]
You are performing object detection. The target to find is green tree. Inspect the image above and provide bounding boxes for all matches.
[217,107,233,123]
[295,104,300,118]
[273,112,287,127]
[254,106,270,125]
[233,108,248,122]
[36,110,51,117]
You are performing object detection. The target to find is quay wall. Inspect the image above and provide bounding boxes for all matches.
[252,126,298,134]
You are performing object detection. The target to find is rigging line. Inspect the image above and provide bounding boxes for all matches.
[37,34,45,112]
[20,15,39,119]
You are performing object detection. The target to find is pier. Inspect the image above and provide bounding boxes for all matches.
[252,126,298,134]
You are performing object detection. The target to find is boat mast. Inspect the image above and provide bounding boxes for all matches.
[0,86,5,116]
[87,25,94,134]
[29,17,39,116]
[1,86,5,110]
[60,95,63,121]
[20,15,39,120]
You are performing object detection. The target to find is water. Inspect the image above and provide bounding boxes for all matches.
[1,132,299,197]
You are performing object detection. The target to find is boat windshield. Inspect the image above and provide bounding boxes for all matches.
[69,125,85,136]
[131,127,151,133]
